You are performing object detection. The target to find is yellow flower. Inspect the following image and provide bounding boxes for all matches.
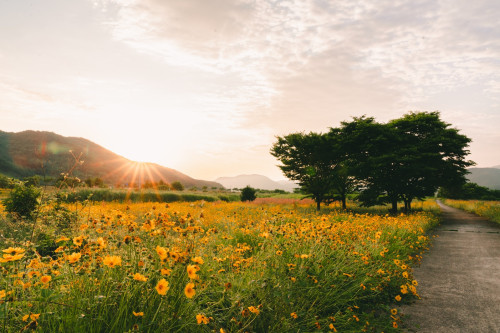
[391,308,398,315]
[395,295,402,302]
[191,256,204,265]
[155,279,170,295]
[290,312,298,319]
[196,313,209,324]
[22,313,40,322]
[133,311,144,317]
[96,237,106,249]
[103,255,122,268]
[155,246,168,260]
[329,323,337,332]
[412,280,418,286]
[248,306,260,315]
[402,271,409,279]
[55,236,70,243]
[187,264,199,280]
[276,250,283,255]
[401,285,408,294]
[2,247,25,254]
[66,252,82,264]
[0,290,6,299]
[73,235,85,247]
[133,273,148,282]
[184,282,196,298]
[40,275,51,284]
[160,268,171,276]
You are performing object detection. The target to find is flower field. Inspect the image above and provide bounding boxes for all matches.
[442,199,500,224]
[0,200,439,332]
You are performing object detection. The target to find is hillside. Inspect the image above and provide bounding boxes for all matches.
[0,130,221,188]
[215,174,297,192]
[466,167,500,190]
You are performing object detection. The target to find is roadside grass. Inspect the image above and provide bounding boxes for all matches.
[442,199,500,224]
[0,198,439,332]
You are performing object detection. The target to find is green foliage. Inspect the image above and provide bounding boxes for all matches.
[439,182,500,200]
[271,132,354,210]
[0,174,14,188]
[240,186,257,202]
[171,181,184,191]
[2,183,41,220]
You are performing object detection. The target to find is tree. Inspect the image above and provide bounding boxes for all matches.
[171,181,184,191]
[271,132,350,210]
[340,112,474,212]
[240,186,257,202]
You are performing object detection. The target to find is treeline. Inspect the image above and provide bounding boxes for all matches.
[439,182,500,200]
[272,111,474,212]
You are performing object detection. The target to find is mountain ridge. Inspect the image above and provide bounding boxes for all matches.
[0,130,221,188]
[215,174,297,192]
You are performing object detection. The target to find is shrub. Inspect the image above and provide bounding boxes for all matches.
[3,183,41,220]
[171,181,184,191]
[240,185,257,202]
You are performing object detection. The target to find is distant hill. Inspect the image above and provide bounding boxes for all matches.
[215,174,297,192]
[0,130,221,188]
[466,167,500,190]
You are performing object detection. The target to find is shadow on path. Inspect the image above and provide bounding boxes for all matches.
[401,201,500,332]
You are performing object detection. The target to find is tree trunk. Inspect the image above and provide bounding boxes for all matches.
[316,200,321,211]
[390,199,398,214]
[341,196,347,210]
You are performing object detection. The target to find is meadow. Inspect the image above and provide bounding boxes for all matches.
[0,198,440,332]
[442,199,500,224]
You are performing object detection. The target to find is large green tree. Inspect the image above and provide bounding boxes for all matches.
[340,112,474,212]
[271,132,352,210]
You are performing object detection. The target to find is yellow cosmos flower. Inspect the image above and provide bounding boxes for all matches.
[66,252,82,264]
[395,295,402,302]
[186,264,199,280]
[40,275,51,284]
[290,312,298,319]
[133,311,144,317]
[103,255,122,268]
[248,306,260,315]
[0,290,6,299]
[160,268,171,276]
[2,247,25,254]
[55,236,70,243]
[155,246,168,260]
[96,237,106,249]
[196,314,209,324]
[391,308,398,315]
[133,273,148,282]
[156,279,170,295]
[184,282,196,298]
[191,256,204,265]
[22,313,40,322]
[73,236,85,247]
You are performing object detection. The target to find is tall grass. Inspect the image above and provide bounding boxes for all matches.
[442,199,500,224]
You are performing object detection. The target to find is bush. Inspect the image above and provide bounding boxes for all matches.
[240,186,257,202]
[171,181,184,191]
[3,183,41,220]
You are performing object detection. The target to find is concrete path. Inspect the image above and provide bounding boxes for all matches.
[401,201,500,333]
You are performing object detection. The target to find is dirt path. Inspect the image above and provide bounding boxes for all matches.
[401,201,500,332]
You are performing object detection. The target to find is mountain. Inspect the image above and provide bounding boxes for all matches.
[215,174,297,192]
[0,130,221,188]
[466,167,500,190]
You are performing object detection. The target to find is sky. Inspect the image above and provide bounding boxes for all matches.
[1,0,500,181]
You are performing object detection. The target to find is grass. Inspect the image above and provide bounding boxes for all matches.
[0,197,440,332]
[442,199,500,224]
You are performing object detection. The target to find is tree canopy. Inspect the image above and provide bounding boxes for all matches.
[271,111,474,212]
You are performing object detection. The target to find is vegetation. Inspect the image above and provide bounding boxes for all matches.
[0,198,439,332]
[439,182,500,200]
[240,186,257,202]
[2,183,41,220]
[442,199,500,224]
[272,111,474,212]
